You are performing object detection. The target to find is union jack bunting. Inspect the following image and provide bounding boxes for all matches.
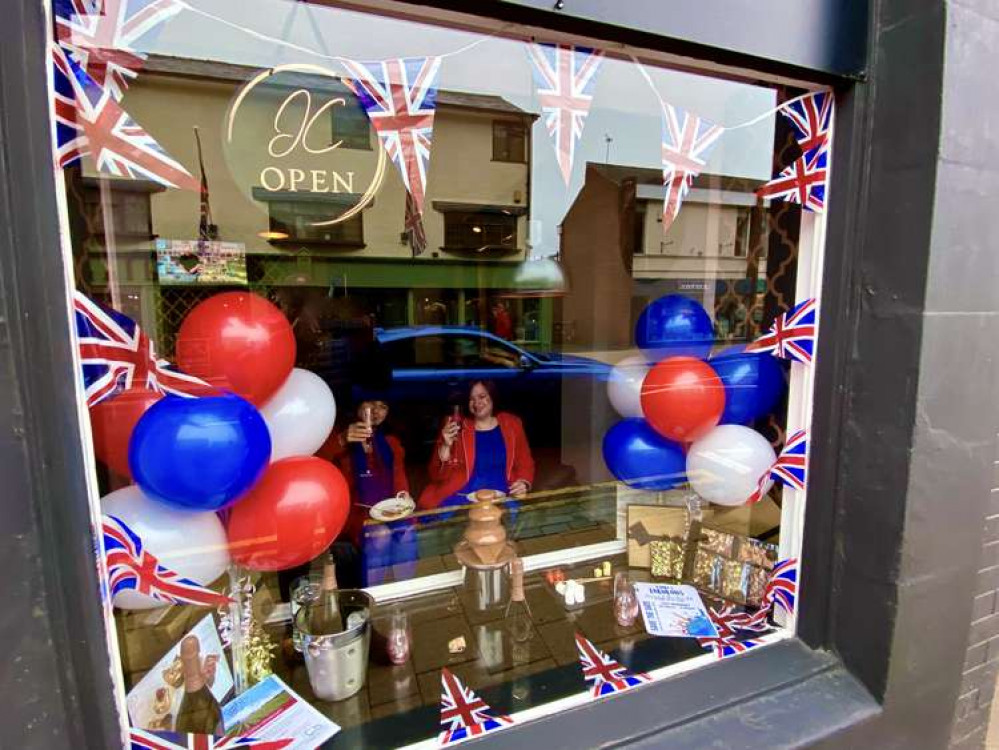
[747,429,809,505]
[54,0,183,99]
[764,558,798,618]
[575,633,652,698]
[756,146,828,213]
[771,430,808,491]
[129,728,292,750]
[103,514,232,607]
[51,45,199,189]
[526,43,604,185]
[745,297,817,365]
[697,605,768,659]
[780,90,833,158]
[660,103,724,232]
[74,290,210,406]
[341,56,441,216]
[439,668,514,747]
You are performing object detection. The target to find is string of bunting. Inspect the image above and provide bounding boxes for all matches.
[53,1,834,238]
[103,514,232,607]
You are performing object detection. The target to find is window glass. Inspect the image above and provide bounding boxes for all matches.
[55,1,829,746]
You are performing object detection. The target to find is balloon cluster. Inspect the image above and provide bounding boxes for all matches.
[603,294,786,506]
[90,292,350,609]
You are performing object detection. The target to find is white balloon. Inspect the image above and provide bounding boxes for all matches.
[260,368,337,461]
[607,355,651,418]
[102,485,230,610]
[686,424,777,506]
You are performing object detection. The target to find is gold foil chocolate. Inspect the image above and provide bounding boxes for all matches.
[692,549,724,591]
[721,560,749,602]
[739,538,778,568]
[747,567,770,606]
[700,528,735,556]
[650,539,684,579]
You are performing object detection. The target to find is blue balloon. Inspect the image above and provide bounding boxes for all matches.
[130,394,271,511]
[710,345,786,424]
[602,418,687,490]
[635,294,714,359]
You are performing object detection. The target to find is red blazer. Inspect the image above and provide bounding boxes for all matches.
[317,429,409,542]
[418,412,535,510]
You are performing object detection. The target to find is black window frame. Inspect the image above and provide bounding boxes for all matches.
[492,119,528,163]
[8,2,981,750]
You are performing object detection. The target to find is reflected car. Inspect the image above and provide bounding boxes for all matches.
[363,326,613,462]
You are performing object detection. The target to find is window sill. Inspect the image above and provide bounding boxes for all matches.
[388,639,880,750]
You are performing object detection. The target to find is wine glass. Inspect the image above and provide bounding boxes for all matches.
[358,404,374,479]
[448,404,462,467]
[613,572,639,628]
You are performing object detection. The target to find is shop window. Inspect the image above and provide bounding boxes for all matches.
[442,209,517,251]
[493,120,527,162]
[54,1,833,747]
[266,199,364,247]
[330,88,373,150]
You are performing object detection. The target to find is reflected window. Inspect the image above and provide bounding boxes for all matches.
[493,119,527,162]
[442,209,517,252]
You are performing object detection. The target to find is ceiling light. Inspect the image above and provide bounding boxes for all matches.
[258,230,290,240]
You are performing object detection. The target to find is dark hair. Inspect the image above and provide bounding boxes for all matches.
[468,379,500,411]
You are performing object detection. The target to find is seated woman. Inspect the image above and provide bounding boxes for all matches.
[418,380,535,510]
[317,394,416,586]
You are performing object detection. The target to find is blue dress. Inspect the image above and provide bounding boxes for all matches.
[442,426,507,507]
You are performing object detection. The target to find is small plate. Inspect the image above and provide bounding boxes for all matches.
[464,489,508,503]
[370,496,416,522]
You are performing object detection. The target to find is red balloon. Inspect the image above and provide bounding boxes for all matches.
[640,356,725,443]
[226,457,349,571]
[90,388,162,478]
[176,292,295,405]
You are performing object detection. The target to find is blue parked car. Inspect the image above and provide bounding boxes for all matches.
[360,326,613,466]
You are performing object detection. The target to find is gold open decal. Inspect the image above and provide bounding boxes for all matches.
[226,63,386,227]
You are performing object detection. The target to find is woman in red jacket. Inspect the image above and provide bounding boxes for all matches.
[418,380,535,509]
[317,395,415,585]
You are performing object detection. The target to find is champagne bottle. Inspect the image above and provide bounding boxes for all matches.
[311,558,344,633]
[505,558,533,646]
[175,635,223,735]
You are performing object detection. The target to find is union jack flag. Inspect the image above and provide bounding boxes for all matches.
[129,728,292,750]
[745,297,817,365]
[526,43,603,185]
[660,103,724,232]
[780,91,833,158]
[764,558,798,618]
[104,514,232,607]
[54,0,182,99]
[747,429,809,505]
[404,189,427,256]
[771,430,808,491]
[51,44,199,189]
[697,605,768,659]
[74,290,210,406]
[439,668,514,747]
[575,633,651,699]
[756,146,828,213]
[341,56,441,217]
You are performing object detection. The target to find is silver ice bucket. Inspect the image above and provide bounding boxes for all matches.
[295,589,373,702]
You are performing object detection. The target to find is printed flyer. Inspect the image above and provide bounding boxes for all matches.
[634,583,718,638]
[222,675,340,749]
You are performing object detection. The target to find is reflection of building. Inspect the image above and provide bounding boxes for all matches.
[69,54,552,356]
[558,163,770,352]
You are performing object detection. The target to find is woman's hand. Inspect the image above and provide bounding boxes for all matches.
[441,420,461,447]
[346,422,373,443]
[509,479,530,498]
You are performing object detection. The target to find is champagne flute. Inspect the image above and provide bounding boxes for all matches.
[448,404,462,467]
[359,404,374,479]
